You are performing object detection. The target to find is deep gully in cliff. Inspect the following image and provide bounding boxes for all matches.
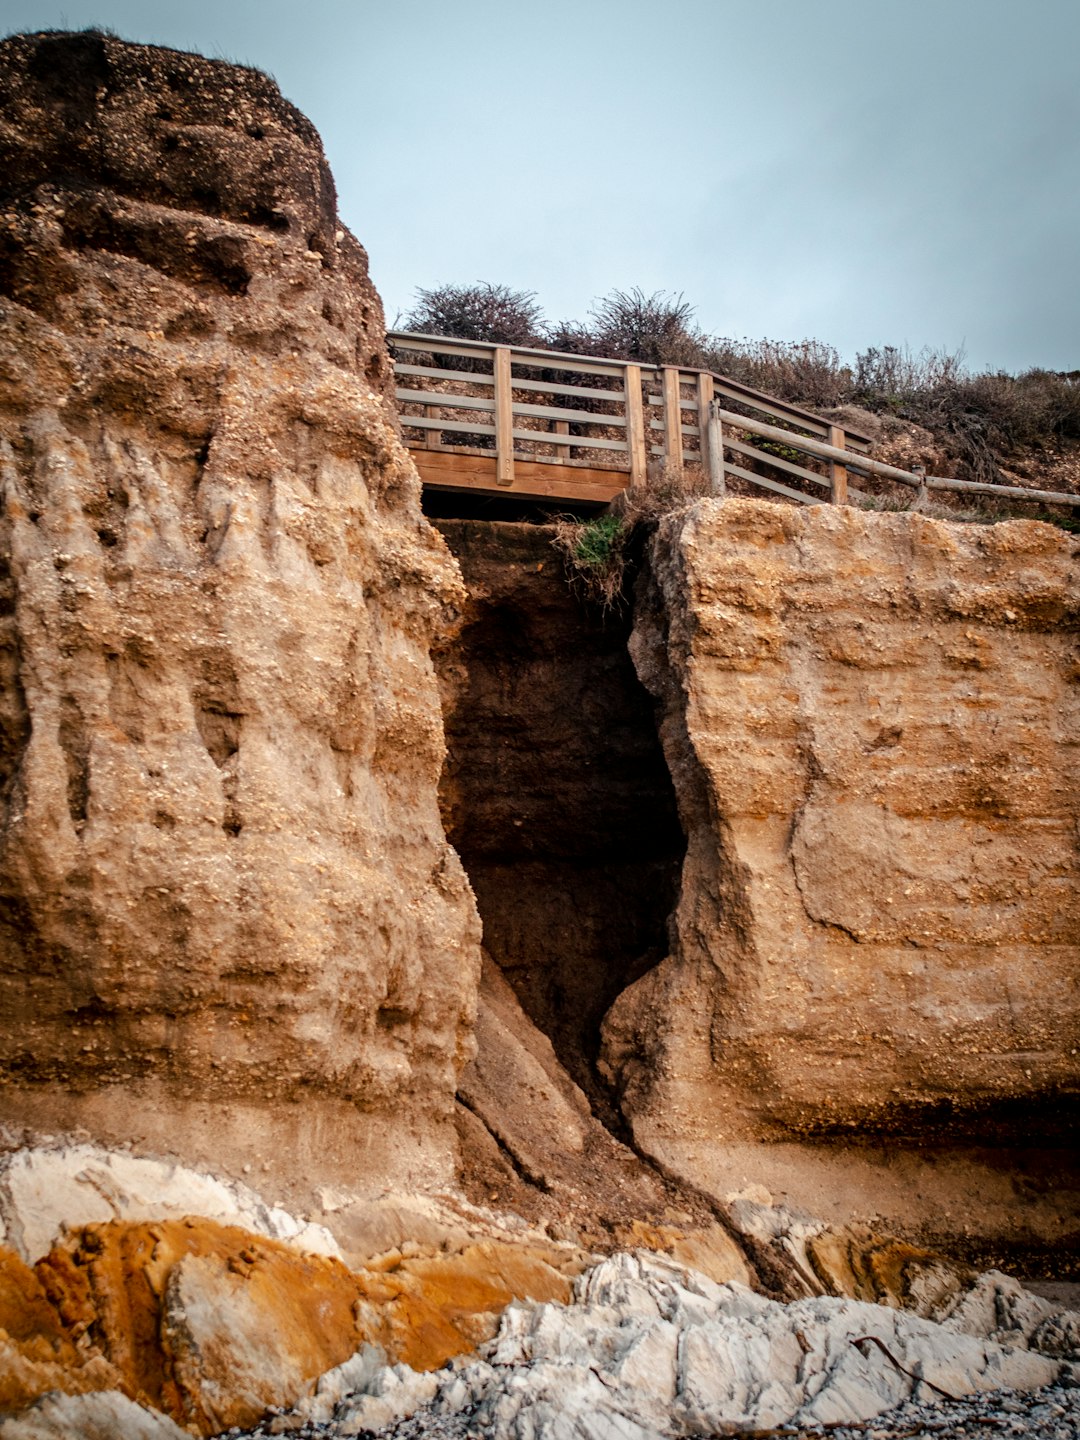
[430,508,684,1128]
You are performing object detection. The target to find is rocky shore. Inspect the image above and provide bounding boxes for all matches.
[233,1384,1080,1440]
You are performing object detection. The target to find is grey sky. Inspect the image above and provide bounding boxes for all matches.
[2,0,1078,372]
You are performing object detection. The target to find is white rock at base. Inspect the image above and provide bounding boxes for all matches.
[0,1143,339,1261]
[0,1391,189,1440]
[313,1251,1065,1438]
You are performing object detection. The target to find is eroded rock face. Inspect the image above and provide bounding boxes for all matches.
[0,31,480,1193]
[603,500,1080,1251]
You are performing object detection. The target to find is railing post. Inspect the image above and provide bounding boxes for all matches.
[552,417,569,465]
[707,399,726,499]
[912,463,928,511]
[624,363,647,487]
[828,424,848,504]
[663,365,684,472]
[424,404,441,450]
[697,373,723,495]
[494,346,514,487]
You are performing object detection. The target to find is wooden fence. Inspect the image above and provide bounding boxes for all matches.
[388,331,1080,511]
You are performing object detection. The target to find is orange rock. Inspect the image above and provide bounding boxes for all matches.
[24,1217,575,1435]
[36,1219,374,1432]
[0,1246,122,1414]
[357,1241,573,1369]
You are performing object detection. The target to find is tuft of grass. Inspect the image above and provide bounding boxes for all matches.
[552,514,629,612]
[552,464,712,610]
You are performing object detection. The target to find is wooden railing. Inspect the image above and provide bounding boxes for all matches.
[388,331,1080,511]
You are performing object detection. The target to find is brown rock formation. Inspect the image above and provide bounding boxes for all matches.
[603,499,1080,1258]
[0,31,479,1194]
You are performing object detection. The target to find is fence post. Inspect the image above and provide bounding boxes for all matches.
[696,372,713,478]
[707,400,726,498]
[912,463,928,511]
[552,417,569,465]
[827,424,848,504]
[663,366,684,472]
[494,346,514,486]
[624,363,647,487]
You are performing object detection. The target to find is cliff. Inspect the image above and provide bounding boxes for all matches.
[0,29,480,1198]
[603,499,1080,1259]
[0,28,1078,1439]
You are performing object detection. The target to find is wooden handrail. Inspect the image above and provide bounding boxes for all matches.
[710,404,1080,507]
[388,331,1080,511]
[388,329,873,448]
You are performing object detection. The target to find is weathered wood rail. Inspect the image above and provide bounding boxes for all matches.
[388,330,1080,510]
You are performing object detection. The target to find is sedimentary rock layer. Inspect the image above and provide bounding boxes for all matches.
[604,499,1080,1248]
[0,31,479,1193]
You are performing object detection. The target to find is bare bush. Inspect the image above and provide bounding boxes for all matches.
[562,289,711,368]
[703,337,849,408]
[400,282,545,346]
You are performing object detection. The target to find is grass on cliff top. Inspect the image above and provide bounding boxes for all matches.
[552,464,712,611]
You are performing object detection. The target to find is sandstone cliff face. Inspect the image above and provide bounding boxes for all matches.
[604,500,1080,1250]
[0,31,479,1192]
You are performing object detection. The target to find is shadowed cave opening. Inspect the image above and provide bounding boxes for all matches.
[433,519,685,1125]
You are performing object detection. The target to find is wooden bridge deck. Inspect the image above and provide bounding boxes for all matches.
[388,331,1080,512]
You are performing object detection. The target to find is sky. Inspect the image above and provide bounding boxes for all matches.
[1,0,1078,373]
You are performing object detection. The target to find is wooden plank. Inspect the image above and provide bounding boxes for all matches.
[828,423,848,505]
[648,419,700,435]
[662,366,684,471]
[391,333,626,377]
[412,448,626,503]
[712,382,828,438]
[647,393,697,409]
[494,347,514,486]
[697,373,714,475]
[393,363,495,385]
[512,400,627,427]
[552,417,569,466]
[401,415,495,436]
[705,394,725,497]
[506,376,624,401]
[396,388,494,411]
[390,335,496,363]
[711,374,872,450]
[723,460,825,505]
[925,475,1080,505]
[522,452,628,472]
[712,406,921,486]
[512,429,627,452]
[724,436,831,490]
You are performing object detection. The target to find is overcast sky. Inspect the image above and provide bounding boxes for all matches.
[2,0,1078,372]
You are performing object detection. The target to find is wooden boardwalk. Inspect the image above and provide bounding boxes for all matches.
[388,331,1080,512]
